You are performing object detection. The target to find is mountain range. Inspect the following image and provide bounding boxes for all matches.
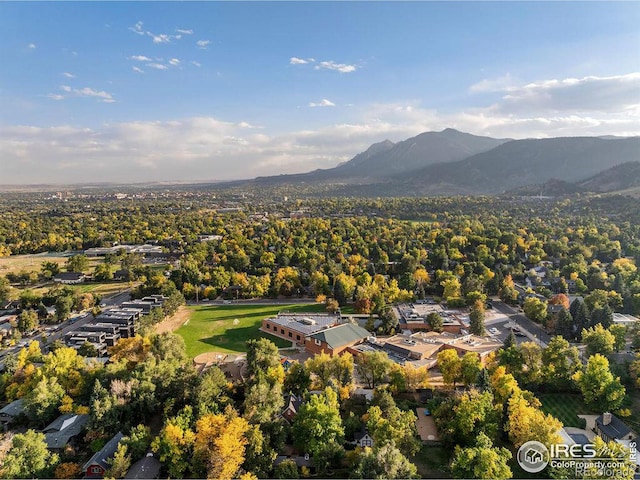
[248,128,640,196]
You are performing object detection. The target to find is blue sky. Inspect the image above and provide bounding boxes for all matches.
[1,1,639,184]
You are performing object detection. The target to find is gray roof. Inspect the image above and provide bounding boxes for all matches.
[569,433,590,445]
[124,455,162,479]
[54,272,85,280]
[0,399,25,418]
[43,413,89,449]
[83,431,125,472]
[596,413,632,440]
[307,323,370,350]
[282,393,303,415]
[268,313,339,336]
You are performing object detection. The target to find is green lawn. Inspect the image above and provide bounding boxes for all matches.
[411,445,451,479]
[538,393,591,428]
[177,303,326,357]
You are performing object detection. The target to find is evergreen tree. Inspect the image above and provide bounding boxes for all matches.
[590,304,613,329]
[555,308,574,340]
[469,300,486,336]
[503,330,516,349]
[572,301,590,340]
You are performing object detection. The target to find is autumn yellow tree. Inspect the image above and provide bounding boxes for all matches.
[489,366,521,405]
[399,363,431,392]
[54,462,82,479]
[506,393,562,448]
[194,408,250,480]
[108,336,151,368]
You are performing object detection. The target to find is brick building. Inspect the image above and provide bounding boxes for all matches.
[304,323,370,356]
[261,313,340,345]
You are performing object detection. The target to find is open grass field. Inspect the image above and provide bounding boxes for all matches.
[0,252,71,276]
[538,393,591,428]
[66,282,131,296]
[177,303,327,357]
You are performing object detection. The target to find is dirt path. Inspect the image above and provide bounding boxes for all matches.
[154,305,191,334]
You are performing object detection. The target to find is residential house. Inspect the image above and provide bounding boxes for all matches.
[0,321,14,341]
[0,398,25,429]
[120,296,166,314]
[113,269,130,281]
[612,313,639,326]
[53,272,86,284]
[281,393,303,424]
[83,431,125,478]
[595,413,636,443]
[547,304,565,316]
[354,428,374,448]
[304,323,370,357]
[43,413,89,451]
[124,453,162,479]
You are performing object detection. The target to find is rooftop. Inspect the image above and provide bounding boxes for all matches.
[613,313,639,324]
[267,313,339,336]
[0,399,25,418]
[307,323,370,349]
[43,413,89,449]
[83,431,125,473]
[596,413,633,440]
[124,454,162,479]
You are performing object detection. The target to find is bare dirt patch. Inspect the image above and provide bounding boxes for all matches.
[154,305,191,334]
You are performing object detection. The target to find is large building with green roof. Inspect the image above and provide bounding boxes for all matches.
[305,323,370,357]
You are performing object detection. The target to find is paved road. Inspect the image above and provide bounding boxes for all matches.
[493,300,551,347]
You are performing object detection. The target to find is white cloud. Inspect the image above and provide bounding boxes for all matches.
[27,43,36,49]
[62,72,75,79]
[469,73,516,93]
[132,66,144,74]
[130,21,189,44]
[309,99,336,108]
[129,55,152,62]
[149,33,171,44]
[493,73,640,114]
[3,102,638,185]
[129,55,183,71]
[129,21,145,35]
[196,39,211,49]
[314,61,357,73]
[48,85,115,103]
[290,57,310,65]
[147,63,169,70]
[76,88,115,102]
[191,61,202,67]
[18,71,640,184]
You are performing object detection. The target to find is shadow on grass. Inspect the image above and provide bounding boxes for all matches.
[200,326,289,351]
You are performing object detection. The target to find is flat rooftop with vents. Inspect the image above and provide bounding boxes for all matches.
[261,313,340,344]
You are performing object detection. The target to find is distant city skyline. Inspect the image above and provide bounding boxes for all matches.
[1,1,639,185]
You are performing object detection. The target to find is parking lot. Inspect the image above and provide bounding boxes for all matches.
[484,311,534,345]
